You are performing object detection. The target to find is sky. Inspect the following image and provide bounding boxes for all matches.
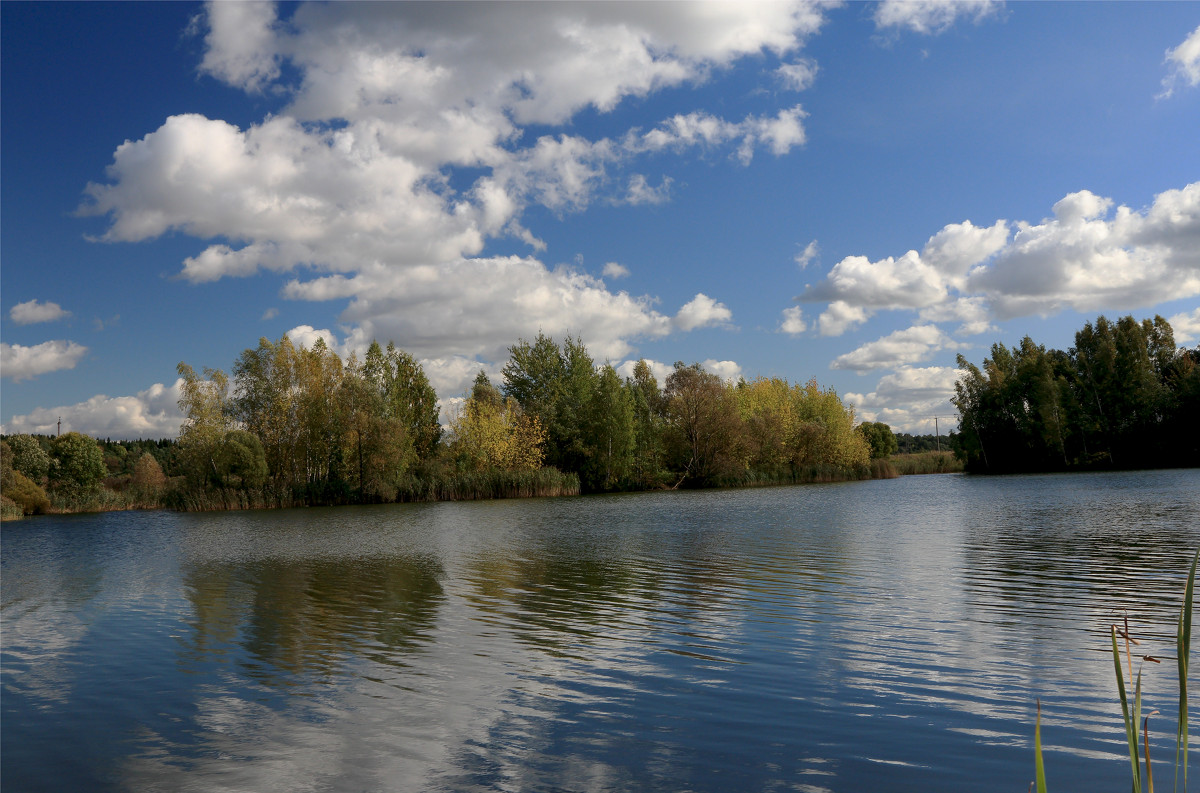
[2,0,1199,440]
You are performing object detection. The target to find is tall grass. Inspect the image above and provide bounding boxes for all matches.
[889,451,963,475]
[713,463,878,489]
[1033,550,1197,793]
[396,467,580,502]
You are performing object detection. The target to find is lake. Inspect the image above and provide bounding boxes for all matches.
[3,469,1198,792]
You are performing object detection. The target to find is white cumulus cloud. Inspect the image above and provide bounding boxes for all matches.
[843,366,962,433]
[1,380,184,439]
[970,183,1200,318]
[779,306,807,336]
[1161,24,1200,99]
[1168,307,1200,345]
[674,293,734,332]
[830,325,958,372]
[702,359,743,381]
[799,182,1198,341]
[602,262,631,279]
[10,299,72,325]
[817,300,869,337]
[1,340,88,382]
[81,2,832,387]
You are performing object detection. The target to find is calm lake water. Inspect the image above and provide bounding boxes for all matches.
[3,470,1198,792]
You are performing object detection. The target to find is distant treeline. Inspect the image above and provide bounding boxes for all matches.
[1,434,177,518]
[153,333,879,510]
[953,314,1200,473]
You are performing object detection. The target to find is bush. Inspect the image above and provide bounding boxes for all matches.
[3,469,51,515]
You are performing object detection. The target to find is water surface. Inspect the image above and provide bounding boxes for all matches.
[3,469,1198,792]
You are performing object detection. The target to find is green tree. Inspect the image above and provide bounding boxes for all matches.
[582,364,635,491]
[49,432,107,503]
[663,362,745,486]
[856,421,898,459]
[5,434,51,483]
[383,343,442,459]
[177,362,233,486]
[626,359,666,488]
[216,430,270,489]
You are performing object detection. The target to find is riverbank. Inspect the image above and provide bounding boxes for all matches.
[1,458,965,520]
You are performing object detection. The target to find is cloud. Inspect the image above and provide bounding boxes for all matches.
[262,307,278,320]
[674,293,734,332]
[1,380,184,439]
[602,262,630,279]
[830,324,958,372]
[285,324,338,351]
[630,105,809,165]
[843,366,962,433]
[794,240,819,269]
[1168,307,1200,345]
[10,299,71,325]
[802,220,1007,311]
[779,306,807,336]
[623,174,673,206]
[777,58,819,92]
[304,257,676,364]
[800,182,1198,339]
[874,0,1002,35]
[817,300,869,337]
[81,3,833,380]
[1161,24,1200,99]
[702,359,742,381]
[969,183,1200,318]
[196,1,280,92]
[1,340,88,381]
[805,250,948,310]
[917,296,994,336]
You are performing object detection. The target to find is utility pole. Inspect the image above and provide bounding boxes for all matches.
[935,416,940,452]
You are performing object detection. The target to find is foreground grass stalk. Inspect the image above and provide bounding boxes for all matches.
[1176,551,1197,793]
[1115,624,1145,793]
[1035,698,1048,793]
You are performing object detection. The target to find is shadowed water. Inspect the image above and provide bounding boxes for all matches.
[3,469,1198,792]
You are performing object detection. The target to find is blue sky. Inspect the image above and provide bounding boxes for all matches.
[3,1,1199,439]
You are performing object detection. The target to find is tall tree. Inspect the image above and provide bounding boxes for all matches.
[626,359,666,488]
[177,362,233,486]
[582,364,635,491]
[663,363,745,485]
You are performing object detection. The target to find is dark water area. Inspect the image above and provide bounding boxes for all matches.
[3,469,1198,792]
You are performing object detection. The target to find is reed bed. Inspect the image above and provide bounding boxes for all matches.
[396,467,580,502]
[889,451,963,475]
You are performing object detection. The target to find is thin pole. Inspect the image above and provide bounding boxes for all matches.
[935,416,940,452]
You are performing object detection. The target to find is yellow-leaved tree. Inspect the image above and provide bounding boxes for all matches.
[451,372,547,472]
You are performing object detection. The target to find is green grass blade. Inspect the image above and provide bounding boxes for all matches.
[1116,625,1144,793]
[1035,698,1049,793]
[1176,550,1197,793]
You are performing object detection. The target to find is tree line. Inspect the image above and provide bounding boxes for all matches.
[0,433,172,517]
[953,314,1200,473]
[158,332,877,508]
